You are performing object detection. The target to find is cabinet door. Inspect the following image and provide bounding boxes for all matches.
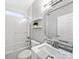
[57,13,73,44]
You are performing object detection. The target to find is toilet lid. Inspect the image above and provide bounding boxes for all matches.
[18,50,31,58]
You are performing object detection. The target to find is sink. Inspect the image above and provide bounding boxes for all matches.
[31,42,72,59]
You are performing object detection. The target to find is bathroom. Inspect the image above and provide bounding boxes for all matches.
[5,0,73,59]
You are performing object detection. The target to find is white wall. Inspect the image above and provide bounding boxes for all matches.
[27,0,44,18]
[31,0,43,18]
[5,14,29,54]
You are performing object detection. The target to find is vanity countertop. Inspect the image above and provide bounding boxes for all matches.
[31,42,72,59]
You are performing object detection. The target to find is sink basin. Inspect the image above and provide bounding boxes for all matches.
[31,42,72,59]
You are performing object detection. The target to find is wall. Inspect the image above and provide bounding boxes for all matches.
[27,0,44,18]
[27,6,32,17]
[5,14,29,54]
[31,0,43,18]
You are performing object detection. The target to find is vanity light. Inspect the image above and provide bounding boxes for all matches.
[42,0,62,11]
[42,0,51,11]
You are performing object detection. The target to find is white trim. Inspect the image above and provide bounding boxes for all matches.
[32,17,43,21]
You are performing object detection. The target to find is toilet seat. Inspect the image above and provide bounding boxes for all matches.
[31,40,40,47]
[18,50,31,58]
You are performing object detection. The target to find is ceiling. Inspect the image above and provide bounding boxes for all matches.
[5,0,35,15]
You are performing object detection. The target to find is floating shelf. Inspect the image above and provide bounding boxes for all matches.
[32,17,43,21]
[32,26,42,29]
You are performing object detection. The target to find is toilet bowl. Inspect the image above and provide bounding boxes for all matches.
[18,50,31,59]
[18,40,40,59]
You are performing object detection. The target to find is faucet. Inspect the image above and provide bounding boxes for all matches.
[53,41,59,49]
[44,38,59,49]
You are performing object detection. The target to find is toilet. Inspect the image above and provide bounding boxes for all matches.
[18,40,40,59]
[18,50,31,59]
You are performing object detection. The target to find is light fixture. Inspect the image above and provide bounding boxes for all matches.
[42,0,62,11]
[5,10,24,18]
[41,0,51,11]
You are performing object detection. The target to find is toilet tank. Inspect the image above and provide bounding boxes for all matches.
[31,40,40,47]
